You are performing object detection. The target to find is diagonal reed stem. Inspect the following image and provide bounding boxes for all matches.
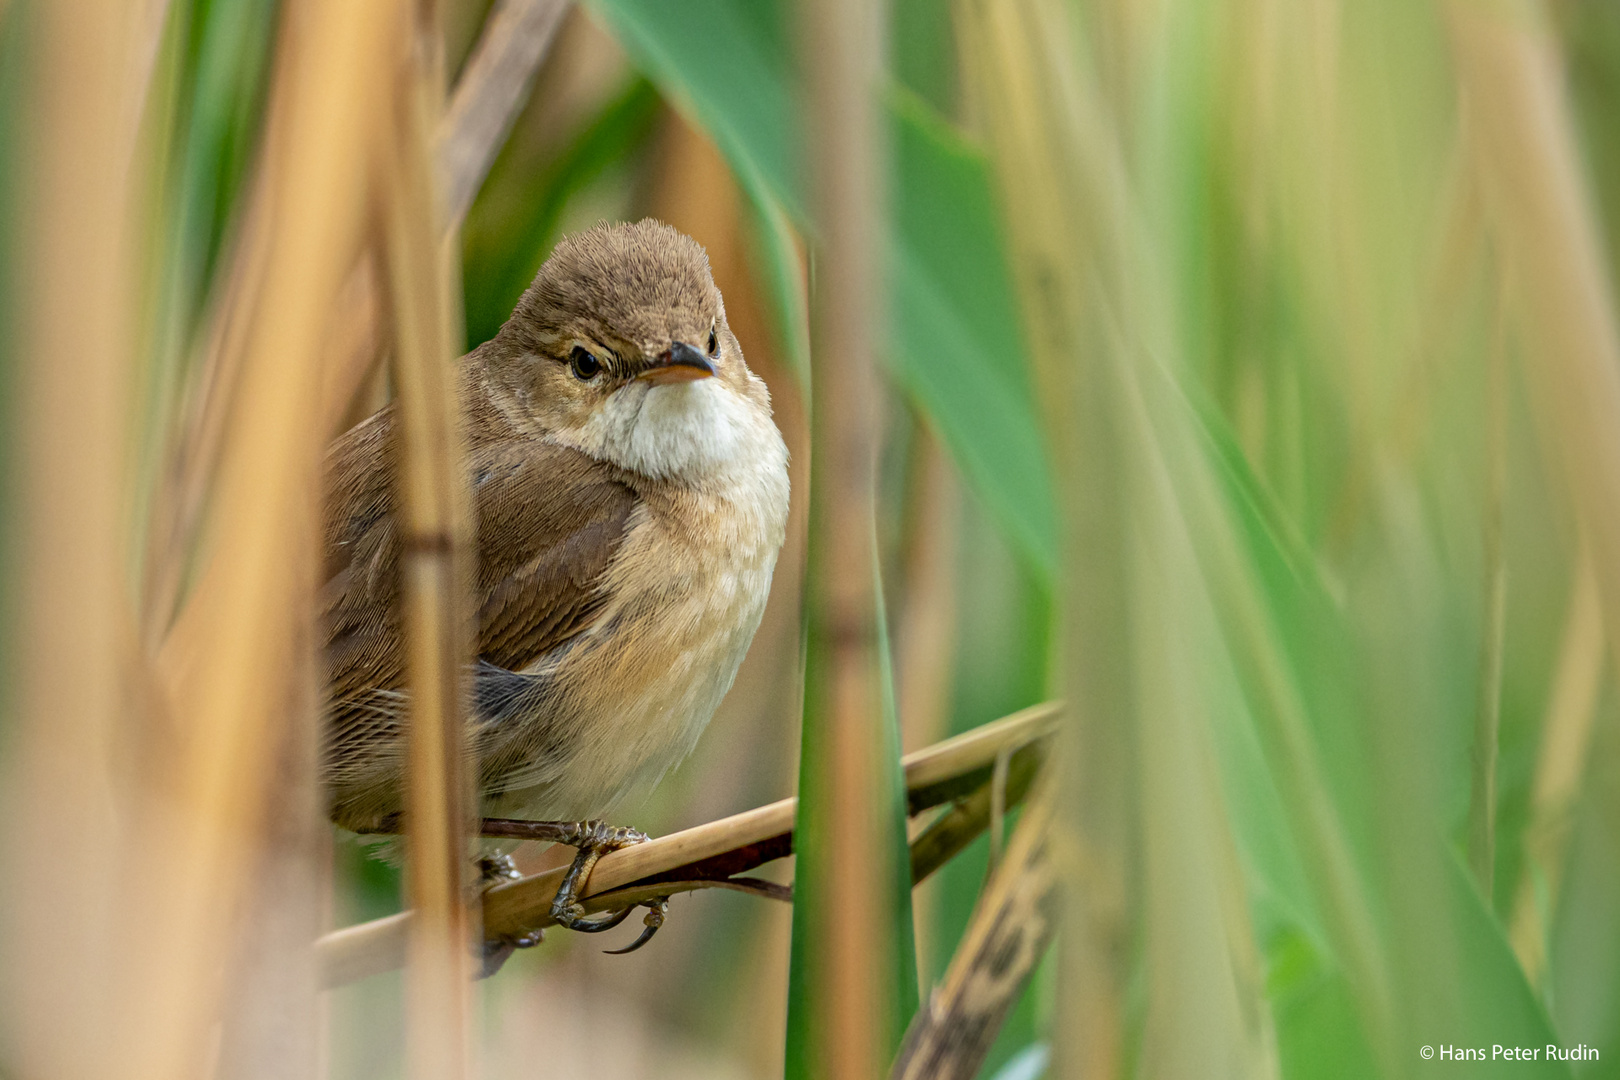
[315,704,1059,988]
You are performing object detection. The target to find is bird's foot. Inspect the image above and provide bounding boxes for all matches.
[476,817,666,953]
[542,820,647,929]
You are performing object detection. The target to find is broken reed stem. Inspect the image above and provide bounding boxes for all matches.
[892,786,1059,1080]
[382,9,476,1080]
[315,703,1060,988]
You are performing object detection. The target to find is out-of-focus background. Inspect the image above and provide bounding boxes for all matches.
[6,0,1620,1077]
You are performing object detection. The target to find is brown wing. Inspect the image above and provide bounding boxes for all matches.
[321,406,635,717]
[468,437,636,671]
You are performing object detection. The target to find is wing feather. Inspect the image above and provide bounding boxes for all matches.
[321,406,635,751]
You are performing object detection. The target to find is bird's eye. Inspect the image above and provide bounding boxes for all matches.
[707,327,719,357]
[569,346,602,380]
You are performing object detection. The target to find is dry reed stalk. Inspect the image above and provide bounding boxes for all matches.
[798,0,894,1074]
[144,0,568,633]
[213,626,324,1080]
[6,0,138,1075]
[324,0,569,430]
[1509,550,1605,983]
[438,0,570,227]
[892,787,1058,1080]
[139,158,276,639]
[1446,1,1620,683]
[382,6,478,1077]
[897,428,961,757]
[957,0,1133,1075]
[127,3,395,1077]
[315,703,1060,988]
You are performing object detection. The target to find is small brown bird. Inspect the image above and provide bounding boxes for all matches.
[320,219,789,951]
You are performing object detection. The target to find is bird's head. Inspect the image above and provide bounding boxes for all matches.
[489,219,775,483]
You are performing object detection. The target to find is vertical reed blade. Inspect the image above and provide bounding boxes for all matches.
[786,0,915,1076]
[1447,0,1620,692]
[6,0,136,1075]
[955,0,1134,1074]
[382,6,477,1079]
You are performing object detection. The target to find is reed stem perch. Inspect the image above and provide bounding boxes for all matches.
[316,702,1059,987]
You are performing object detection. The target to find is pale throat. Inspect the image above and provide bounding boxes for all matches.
[565,378,774,483]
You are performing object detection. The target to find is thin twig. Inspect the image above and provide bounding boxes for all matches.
[910,742,1043,887]
[315,703,1059,987]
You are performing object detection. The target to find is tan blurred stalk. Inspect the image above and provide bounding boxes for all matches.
[897,429,960,759]
[895,428,959,982]
[800,0,894,1072]
[1509,550,1605,984]
[383,5,478,1077]
[1447,0,1620,682]
[5,0,139,1076]
[119,2,396,1078]
[956,1,1132,1074]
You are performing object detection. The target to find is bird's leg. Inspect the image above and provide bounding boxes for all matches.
[363,814,664,953]
[477,818,651,936]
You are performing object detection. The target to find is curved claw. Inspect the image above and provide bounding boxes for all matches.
[603,897,668,956]
[555,904,636,933]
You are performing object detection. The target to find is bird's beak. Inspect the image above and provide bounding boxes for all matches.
[638,341,717,385]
